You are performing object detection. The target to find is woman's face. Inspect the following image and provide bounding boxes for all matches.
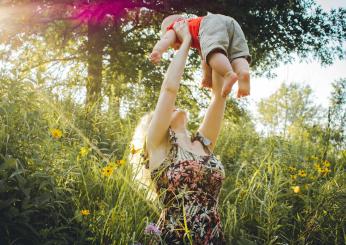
[170,107,188,128]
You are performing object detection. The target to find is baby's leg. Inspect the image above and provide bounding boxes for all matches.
[201,59,213,88]
[231,57,250,98]
[208,49,238,97]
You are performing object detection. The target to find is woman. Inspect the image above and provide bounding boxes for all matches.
[142,20,227,244]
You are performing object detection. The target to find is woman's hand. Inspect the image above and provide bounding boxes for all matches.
[173,20,191,44]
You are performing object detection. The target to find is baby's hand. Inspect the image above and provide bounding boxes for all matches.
[149,50,162,64]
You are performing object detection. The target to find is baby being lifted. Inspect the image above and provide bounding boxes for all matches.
[149,13,252,98]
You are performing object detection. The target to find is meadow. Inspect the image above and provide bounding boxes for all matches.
[0,1,345,244]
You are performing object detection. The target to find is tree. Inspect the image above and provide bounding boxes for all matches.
[324,78,346,158]
[257,83,318,137]
[0,0,345,115]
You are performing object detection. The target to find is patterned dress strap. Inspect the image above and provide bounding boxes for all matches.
[193,131,212,154]
[168,126,178,145]
[167,127,179,162]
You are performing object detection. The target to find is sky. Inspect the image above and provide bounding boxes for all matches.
[244,0,346,114]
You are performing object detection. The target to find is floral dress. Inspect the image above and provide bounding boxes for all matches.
[148,127,226,245]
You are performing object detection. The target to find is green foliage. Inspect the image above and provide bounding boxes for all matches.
[1,77,345,244]
[0,79,87,244]
[0,1,345,243]
[329,78,346,149]
[258,83,319,137]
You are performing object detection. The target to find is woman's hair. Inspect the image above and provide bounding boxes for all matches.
[128,111,158,202]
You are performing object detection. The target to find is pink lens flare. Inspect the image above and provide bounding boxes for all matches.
[72,0,136,25]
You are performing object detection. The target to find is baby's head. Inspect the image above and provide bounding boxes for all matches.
[160,14,185,37]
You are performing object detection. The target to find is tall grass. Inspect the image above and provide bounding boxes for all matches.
[1,78,345,244]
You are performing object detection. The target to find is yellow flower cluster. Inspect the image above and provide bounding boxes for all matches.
[289,167,307,180]
[50,128,62,139]
[314,161,331,176]
[289,160,332,180]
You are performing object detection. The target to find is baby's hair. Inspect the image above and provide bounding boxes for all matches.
[160,14,185,37]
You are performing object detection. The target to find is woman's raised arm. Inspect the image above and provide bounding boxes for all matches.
[147,21,192,150]
[198,71,227,152]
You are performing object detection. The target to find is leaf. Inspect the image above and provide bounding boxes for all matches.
[0,198,19,210]
[0,157,17,170]
[9,168,27,178]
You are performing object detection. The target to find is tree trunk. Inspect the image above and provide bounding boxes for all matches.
[86,21,105,112]
[107,21,122,119]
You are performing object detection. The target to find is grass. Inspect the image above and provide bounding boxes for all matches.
[0,78,345,244]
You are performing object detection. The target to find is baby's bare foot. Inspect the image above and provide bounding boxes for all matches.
[237,73,250,98]
[222,71,238,97]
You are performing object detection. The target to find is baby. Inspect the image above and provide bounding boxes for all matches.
[149,13,252,98]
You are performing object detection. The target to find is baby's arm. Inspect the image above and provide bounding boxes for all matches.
[149,30,176,64]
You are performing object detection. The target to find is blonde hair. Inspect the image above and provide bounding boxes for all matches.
[160,14,185,36]
[129,112,158,202]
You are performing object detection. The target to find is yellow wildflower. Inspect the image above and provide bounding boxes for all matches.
[314,163,321,170]
[79,147,90,157]
[323,161,331,167]
[130,145,141,155]
[101,165,115,177]
[310,156,318,161]
[50,128,62,139]
[290,174,297,180]
[298,170,307,177]
[292,186,300,193]
[80,209,90,216]
[321,166,331,176]
[117,159,126,166]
